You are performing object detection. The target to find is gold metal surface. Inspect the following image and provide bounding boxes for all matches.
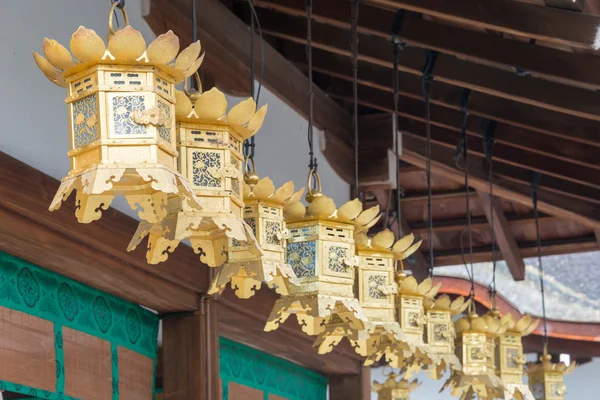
[441,311,508,399]
[127,88,267,267]
[495,313,539,400]
[424,294,470,380]
[208,177,302,298]
[34,6,203,223]
[372,372,420,400]
[526,347,576,400]
[265,186,380,351]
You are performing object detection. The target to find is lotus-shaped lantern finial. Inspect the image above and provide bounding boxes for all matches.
[175,88,267,141]
[455,312,509,336]
[34,27,204,87]
[499,314,540,337]
[284,196,381,230]
[243,178,305,205]
[425,294,471,315]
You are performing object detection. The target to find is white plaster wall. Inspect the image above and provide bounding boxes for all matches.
[0,0,349,220]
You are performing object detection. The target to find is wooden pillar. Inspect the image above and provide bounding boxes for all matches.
[329,366,371,400]
[163,295,220,400]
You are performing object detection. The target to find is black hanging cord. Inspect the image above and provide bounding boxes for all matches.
[351,0,360,199]
[111,0,125,27]
[483,120,498,301]
[391,40,402,234]
[306,0,317,173]
[532,172,549,349]
[422,50,438,277]
[455,88,475,299]
[243,0,265,161]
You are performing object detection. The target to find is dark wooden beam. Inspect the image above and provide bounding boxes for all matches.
[410,213,557,234]
[0,153,200,312]
[256,0,600,90]
[162,298,220,400]
[433,234,599,266]
[396,136,600,229]
[258,7,600,121]
[365,0,600,50]
[477,192,526,280]
[278,40,600,148]
[145,0,356,183]
[329,367,371,400]
[357,114,600,205]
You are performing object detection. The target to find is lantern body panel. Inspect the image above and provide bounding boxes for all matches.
[266,219,367,337]
[529,371,565,400]
[128,121,258,266]
[51,65,199,224]
[397,295,425,343]
[287,220,356,297]
[212,197,298,298]
[498,333,525,383]
[426,310,454,355]
[178,122,244,217]
[357,251,395,323]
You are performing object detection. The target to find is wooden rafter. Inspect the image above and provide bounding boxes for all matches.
[477,192,526,280]
[364,0,600,50]
[256,3,600,120]
[257,0,600,76]
[356,112,600,206]
[276,37,600,148]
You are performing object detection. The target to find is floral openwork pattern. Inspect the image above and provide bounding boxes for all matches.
[368,274,387,300]
[112,95,146,136]
[265,221,282,246]
[287,241,316,278]
[192,150,222,188]
[157,100,171,142]
[327,246,348,274]
[72,95,98,148]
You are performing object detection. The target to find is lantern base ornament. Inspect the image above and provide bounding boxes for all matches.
[208,258,299,299]
[441,374,505,400]
[504,383,535,400]
[264,295,367,337]
[51,164,199,224]
[128,199,260,266]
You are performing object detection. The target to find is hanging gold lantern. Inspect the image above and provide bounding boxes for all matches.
[526,348,576,400]
[33,4,203,224]
[494,313,539,400]
[127,86,267,267]
[441,310,507,399]
[372,372,421,400]
[384,261,441,378]
[264,172,379,345]
[424,294,470,380]
[350,231,424,367]
[207,176,302,298]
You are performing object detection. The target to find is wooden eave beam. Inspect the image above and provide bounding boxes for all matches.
[394,135,600,229]
[477,192,526,280]
[145,0,356,183]
[255,0,600,89]
[364,0,600,50]
[276,38,600,149]
[0,153,362,374]
[354,111,600,206]
[258,11,600,122]
[0,152,202,312]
